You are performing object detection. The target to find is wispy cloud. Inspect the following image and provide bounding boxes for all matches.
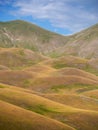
[0,0,13,5]
[11,0,98,33]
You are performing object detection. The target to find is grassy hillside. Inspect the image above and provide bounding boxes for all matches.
[0,20,66,53]
[51,23,98,59]
[0,100,75,130]
[0,20,98,59]
[43,56,98,75]
[0,50,98,92]
[0,48,48,69]
[0,20,98,130]
[42,94,98,111]
[0,83,98,130]
[0,57,98,130]
[82,89,98,99]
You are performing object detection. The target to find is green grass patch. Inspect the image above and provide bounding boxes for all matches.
[23,79,32,88]
[51,85,66,92]
[51,84,98,93]
[88,95,98,99]
[47,51,64,58]
[0,85,6,88]
[53,61,98,75]
[53,63,67,69]
[27,104,58,115]
[17,49,25,56]
[83,64,98,76]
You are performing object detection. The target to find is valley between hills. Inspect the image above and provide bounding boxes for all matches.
[0,20,98,130]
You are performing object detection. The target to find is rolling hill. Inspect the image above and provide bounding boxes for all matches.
[51,23,98,59]
[0,20,66,53]
[0,20,98,130]
[0,20,98,59]
[0,83,98,130]
[0,100,75,130]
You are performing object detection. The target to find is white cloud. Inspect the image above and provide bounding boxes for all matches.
[12,0,98,33]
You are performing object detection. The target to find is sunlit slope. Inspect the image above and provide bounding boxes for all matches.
[51,23,98,59]
[0,84,98,130]
[0,100,75,130]
[0,20,98,130]
[82,89,98,99]
[43,56,98,75]
[0,70,98,93]
[42,94,98,111]
[0,59,98,93]
[0,20,66,53]
[0,48,47,69]
[0,20,98,59]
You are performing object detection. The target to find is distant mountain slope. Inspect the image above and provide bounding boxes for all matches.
[0,20,66,53]
[53,23,98,58]
[0,20,98,58]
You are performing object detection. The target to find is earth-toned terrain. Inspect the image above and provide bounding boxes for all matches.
[0,20,98,130]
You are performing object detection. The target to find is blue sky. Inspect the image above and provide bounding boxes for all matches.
[0,0,98,35]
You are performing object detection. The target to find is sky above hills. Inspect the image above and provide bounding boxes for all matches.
[0,0,98,35]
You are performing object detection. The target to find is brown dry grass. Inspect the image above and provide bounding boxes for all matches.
[0,48,47,69]
[43,55,88,68]
[0,64,98,93]
[0,65,10,70]
[0,84,98,130]
[0,48,98,130]
[30,75,98,92]
[42,94,98,111]
[0,22,98,130]
[42,55,98,75]
[0,100,74,130]
[82,89,98,99]
[24,63,56,77]
[57,67,98,81]
[0,70,36,87]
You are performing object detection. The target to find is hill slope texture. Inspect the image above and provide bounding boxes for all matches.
[0,20,98,130]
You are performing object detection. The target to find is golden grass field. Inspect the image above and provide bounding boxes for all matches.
[0,100,76,130]
[0,48,98,130]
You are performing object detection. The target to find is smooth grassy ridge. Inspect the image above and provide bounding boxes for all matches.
[29,75,98,93]
[42,94,98,111]
[82,89,98,99]
[24,63,56,78]
[0,55,98,91]
[0,84,98,130]
[50,84,98,94]
[44,55,98,75]
[51,56,88,69]
[0,48,47,69]
[57,67,98,81]
[0,56,98,92]
[0,100,75,130]
[0,69,98,92]
[0,70,35,88]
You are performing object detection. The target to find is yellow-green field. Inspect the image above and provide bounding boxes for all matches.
[0,48,98,130]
